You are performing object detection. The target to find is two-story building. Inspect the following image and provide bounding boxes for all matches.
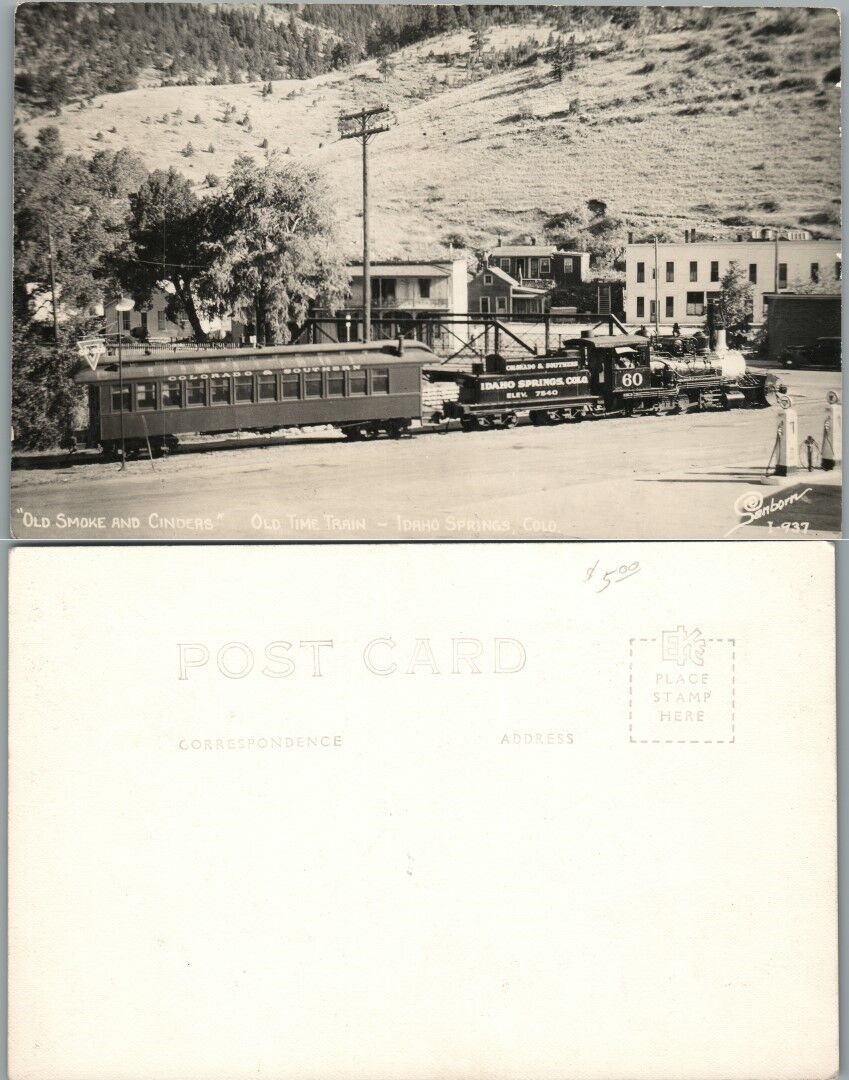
[468,265,547,315]
[314,258,469,341]
[485,240,591,292]
[624,234,842,328]
[103,286,243,342]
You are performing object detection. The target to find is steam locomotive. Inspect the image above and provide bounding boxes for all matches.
[74,335,780,458]
[435,335,778,430]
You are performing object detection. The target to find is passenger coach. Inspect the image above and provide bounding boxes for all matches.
[75,340,434,457]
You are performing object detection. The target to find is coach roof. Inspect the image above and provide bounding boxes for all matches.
[75,340,434,382]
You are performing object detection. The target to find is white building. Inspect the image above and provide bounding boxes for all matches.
[624,236,842,328]
[344,259,469,315]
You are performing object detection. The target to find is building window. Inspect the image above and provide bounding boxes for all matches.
[811,263,820,283]
[258,374,277,401]
[373,278,396,305]
[689,261,698,282]
[530,258,539,277]
[483,274,493,286]
[778,263,788,288]
[157,310,167,332]
[636,261,645,283]
[210,376,231,405]
[710,261,719,282]
[836,261,842,280]
[111,385,131,412]
[140,311,148,333]
[686,291,706,316]
[234,375,254,403]
[327,371,345,397]
[480,297,490,313]
[665,261,674,283]
[304,372,323,398]
[121,310,131,331]
[749,264,757,284]
[562,256,574,274]
[499,258,510,271]
[636,297,645,319]
[540,258,551,275]
[135,382,156,410]
[649,299,657,322]
[665,297,674,318]
[496,296,507,313]
[161,381,182,408]
[186,377,206,407]
[349,370,367,396]
[418,278,431,299]
[371,368,390,394]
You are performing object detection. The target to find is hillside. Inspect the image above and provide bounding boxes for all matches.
[17,7,841,262]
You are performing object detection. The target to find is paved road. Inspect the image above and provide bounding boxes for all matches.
[11,367,842,540]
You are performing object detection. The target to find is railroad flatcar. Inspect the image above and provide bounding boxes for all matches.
[441,335,777,429]
[75,340,434,458]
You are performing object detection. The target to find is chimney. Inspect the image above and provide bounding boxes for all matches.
[530,236,536,246]
[496,236,502,247]
[628,231,634,244]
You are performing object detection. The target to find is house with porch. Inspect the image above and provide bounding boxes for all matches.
[468,264,547,315]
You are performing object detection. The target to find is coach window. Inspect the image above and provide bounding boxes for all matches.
[210,376,231,405]
[327,370,345,397]
[810,263,820,283]
[258,374,277,401]
[234,375,254,403]
[349,369,367,395]
[304,371,323,398]
[371,367,390,394]
[186,377,207,407]
[135,382,157,410]
[281,373,301,399]
[161,381,182,408]
[110,384,132,413]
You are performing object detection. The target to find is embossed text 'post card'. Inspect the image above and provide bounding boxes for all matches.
[9,544,837,1080]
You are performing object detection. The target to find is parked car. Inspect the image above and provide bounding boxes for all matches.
[781,337,841,369]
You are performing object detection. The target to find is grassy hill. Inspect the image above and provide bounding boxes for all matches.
[17,7,841,262]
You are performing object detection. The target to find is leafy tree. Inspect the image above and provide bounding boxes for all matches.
[12,319,85,449]
[14,129,145,323]
[116,168,210,341]
[198,155,349,345]
[717,261,753,329]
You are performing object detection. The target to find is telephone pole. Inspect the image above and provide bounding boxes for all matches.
[46,220,59,342]
[338,105,391,342]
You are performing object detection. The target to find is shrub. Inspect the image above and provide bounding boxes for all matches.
[753,11,801,37]
[93,130,103,140]
[207,143,215,153]
[260,137,269,149]
[205,173,220,187]
[689,42,714,61]
[634,60,655,75]
[444,232,466,248]
[12,327,84,450]
[192,113,203,124]
[182,141,194,157]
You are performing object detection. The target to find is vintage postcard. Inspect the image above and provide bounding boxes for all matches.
[11,4,842,539]
[9,543,837,1080]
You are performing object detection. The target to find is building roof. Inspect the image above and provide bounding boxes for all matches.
[761,292,842,300]
[491,245,556,257]
[347,260,459,276]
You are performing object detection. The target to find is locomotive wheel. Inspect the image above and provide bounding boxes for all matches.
[476,415,493,430]
[676,394,692,414]
[362,425,378,440]
[388,419,410,439]
[460,416,477,432]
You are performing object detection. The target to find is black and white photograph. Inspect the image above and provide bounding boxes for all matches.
[11,2,842,538]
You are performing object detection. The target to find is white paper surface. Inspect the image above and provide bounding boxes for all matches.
[8,543,837,1080]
